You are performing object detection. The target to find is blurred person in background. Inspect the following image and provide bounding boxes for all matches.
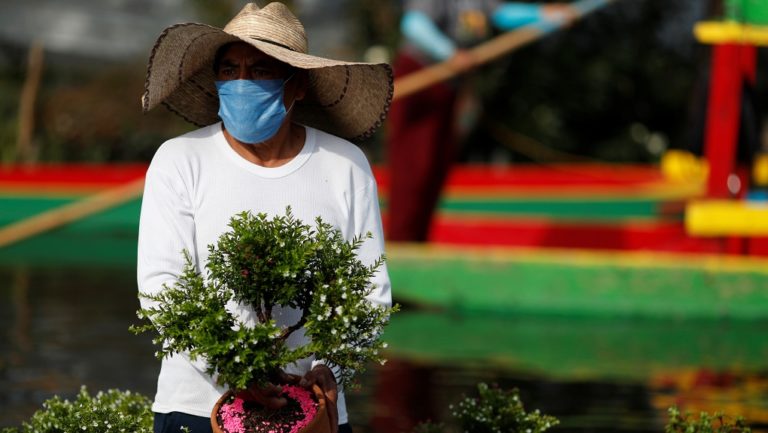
[386,0,576,242]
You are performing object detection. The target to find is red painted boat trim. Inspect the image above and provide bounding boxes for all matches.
[421,216,729,254]
[0,164,148,195]
[2,163,677,194]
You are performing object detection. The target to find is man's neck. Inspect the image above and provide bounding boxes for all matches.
[223,122,306,168]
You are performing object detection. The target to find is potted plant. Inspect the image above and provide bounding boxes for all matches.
[410,382,559,433]
[1,387,153,433]
[132,208,396,433]
[665,406,752,433]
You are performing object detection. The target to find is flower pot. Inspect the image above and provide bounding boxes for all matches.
[211,384,331,433]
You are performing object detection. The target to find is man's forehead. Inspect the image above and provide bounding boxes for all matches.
[219,42,279,64]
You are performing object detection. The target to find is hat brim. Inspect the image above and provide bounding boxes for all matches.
[142,23,393,142]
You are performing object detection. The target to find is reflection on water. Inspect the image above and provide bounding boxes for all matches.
[0,265,158,427]
[2,264,768,432]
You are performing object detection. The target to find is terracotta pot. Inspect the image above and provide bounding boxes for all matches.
[211,384,331,433]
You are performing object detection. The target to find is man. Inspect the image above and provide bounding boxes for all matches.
[386,0,575,242]
[138,3,393,432]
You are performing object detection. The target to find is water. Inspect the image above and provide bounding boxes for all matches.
[2,263,767,432]
[0,265,158,425]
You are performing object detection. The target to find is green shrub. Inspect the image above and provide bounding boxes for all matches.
[665,406,751,433]
[133,208,396,391]
[452,383,558,433]
[412,383,558,433]
[1,387,152,433]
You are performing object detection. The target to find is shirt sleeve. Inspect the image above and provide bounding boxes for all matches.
[401,10,457,61]
[351,178,392,309]
[491,3,543,30]
[136,148,197,311]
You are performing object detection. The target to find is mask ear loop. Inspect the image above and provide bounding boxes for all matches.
[283,73,298,114]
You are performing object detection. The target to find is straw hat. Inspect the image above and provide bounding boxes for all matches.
[141,2,393,142]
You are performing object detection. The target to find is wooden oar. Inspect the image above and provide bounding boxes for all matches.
[0,178,145,248]
[394,0,615,100]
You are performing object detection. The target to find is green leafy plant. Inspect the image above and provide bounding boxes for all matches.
[1,387,152,433]
[665,406,751,433]
[412,383,558,433]
[132,207,396,392]
[451,383,558,433]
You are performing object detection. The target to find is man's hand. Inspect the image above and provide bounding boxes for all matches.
[300,364,339,432]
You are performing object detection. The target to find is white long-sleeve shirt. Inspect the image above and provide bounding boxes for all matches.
[137,122,391,424]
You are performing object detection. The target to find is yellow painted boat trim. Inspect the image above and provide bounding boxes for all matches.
[686,199,768,236]
[695,21,768,45]
[442,182,704,201]
[386,242,768,274]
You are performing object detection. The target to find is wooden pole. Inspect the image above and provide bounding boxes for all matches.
[0,178,145,248]
[16,41,44,163]
[393,0,615,100]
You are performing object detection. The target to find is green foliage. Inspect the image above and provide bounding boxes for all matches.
[133,207,396,392]
[450,383,558,433]
[1,387,152,433]
[665,406,751,433]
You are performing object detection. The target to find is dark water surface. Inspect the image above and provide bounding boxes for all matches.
[2,264,767,432]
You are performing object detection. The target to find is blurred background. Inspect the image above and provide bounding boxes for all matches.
[0,0,734,164]
[2,0,768,432]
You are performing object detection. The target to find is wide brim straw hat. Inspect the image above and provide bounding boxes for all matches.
[141,2,393,142]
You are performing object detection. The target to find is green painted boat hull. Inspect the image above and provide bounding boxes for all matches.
[384,312,768,381]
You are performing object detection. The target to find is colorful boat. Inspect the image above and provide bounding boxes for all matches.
[2,163,768,320]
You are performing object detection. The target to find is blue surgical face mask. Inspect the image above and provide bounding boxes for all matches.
[215,77,294,144]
